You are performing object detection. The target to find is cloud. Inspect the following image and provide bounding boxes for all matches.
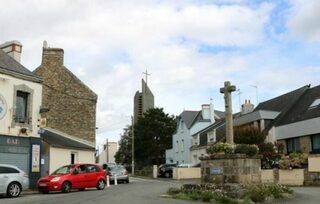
[1,0,319,151]
[287,0,320,42]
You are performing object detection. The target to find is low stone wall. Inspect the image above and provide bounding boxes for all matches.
[261,169,275,183]
[201,154,261,184]
[278,169,304,185]
[308,154,320,172]
[172,167,201,180]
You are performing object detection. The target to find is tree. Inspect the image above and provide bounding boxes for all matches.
[134,108,176,168]
[115,125,132,165]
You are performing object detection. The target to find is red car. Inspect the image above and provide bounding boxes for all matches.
[37,163,106,193]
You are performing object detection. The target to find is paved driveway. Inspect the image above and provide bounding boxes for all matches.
[273,187,320,204]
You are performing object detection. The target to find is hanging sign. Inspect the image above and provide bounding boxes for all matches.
[0,94,7,120]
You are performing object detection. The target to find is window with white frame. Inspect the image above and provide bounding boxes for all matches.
[207,129,216,143]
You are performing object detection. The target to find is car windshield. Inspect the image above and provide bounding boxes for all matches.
[52,165,74,175]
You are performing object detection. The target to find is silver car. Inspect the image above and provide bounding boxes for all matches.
[106,165,129,183]
[0,164,29,197]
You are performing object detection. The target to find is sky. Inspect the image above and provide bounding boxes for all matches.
[1,0,320,151]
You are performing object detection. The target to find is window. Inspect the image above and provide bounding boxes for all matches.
[311,135,320,153]
[309,98,320,109]
[208,129,216,143]
[0,167,20,174]
[86,165,99,173]
[287,138,300,153]
[181,139,184,152]
[175,141,179,153]
[15,91,29,123]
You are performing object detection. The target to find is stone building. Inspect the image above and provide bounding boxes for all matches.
[0,40,43,187]
[33,43,97,174]
[34,44,97,143]
[133,79,154,123]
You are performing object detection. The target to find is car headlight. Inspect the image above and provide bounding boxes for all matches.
[51,177,61,182]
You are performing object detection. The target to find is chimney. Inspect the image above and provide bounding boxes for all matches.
[201,104,210,120]
[241,99,254,115]
[210,102,215,123]
[41,41,64,66]
[0,40,22,62]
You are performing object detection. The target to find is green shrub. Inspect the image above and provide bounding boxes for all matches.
[244,184,294,202]
[234,144,258,156]
[188,191,203,200]
[245,185,268,202]
[207,142,234,154]
[201,192,214,202]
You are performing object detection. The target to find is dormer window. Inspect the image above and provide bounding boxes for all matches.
[309,98,320,109]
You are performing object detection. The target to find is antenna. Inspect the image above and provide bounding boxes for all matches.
[237,89,242,111]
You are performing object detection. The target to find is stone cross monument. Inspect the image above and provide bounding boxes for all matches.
[220,81,236,144]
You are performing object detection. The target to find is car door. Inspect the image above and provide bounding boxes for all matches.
[72,165,87,188]
[85,165,99,187]
[0,167,8,193]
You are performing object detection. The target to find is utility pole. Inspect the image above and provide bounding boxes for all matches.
[131,116,135,176]
[220,81,236,145]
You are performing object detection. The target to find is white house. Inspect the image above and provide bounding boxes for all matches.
[0,41,43,188]
[166,104,223,165]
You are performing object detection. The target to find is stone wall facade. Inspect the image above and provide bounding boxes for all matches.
[34,48,97,143]
[201,154,261,184]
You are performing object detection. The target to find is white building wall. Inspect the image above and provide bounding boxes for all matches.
[0,73,42,137]
[99,142,117,164]
[49,146,95,174]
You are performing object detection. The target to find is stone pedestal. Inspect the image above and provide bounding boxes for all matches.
[201,154,261,184]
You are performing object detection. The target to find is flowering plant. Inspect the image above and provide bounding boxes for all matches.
[207,142,233,154]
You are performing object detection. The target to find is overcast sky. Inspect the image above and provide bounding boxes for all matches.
[1,0,319,150]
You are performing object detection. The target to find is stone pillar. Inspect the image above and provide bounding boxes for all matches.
[220,81,236,145]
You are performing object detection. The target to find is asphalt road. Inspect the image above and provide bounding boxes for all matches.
[0,177,196,204]
[1,178,320,204]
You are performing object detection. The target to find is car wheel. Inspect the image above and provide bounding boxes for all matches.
[7,182,21,198]
[61,181,71,193]
[164,172,170,178]
[97,179,105,190]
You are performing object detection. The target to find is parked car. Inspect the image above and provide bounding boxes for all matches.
[177,163,193,168]
[106,165,129,183]
[0,164,29,198]
[158,163,177,178]
[37,163,106,193]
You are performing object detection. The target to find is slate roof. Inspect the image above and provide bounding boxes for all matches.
[254,85,310,132]
[0,49,42,82]
[42,128,95,150]
[179,111,200,129]
[276,85,320,126]
[254,85,309,112]
[179,110,224,129]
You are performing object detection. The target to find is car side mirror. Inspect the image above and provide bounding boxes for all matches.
[102,164,108,169]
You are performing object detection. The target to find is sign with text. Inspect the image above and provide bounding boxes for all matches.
[210,167,223,175]
[31,144,40,172]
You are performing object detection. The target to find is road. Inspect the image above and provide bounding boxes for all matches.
[1,178,320,204]
[0,177,196,204]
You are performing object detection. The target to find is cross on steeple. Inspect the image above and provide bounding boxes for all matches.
[143,69,150,85]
